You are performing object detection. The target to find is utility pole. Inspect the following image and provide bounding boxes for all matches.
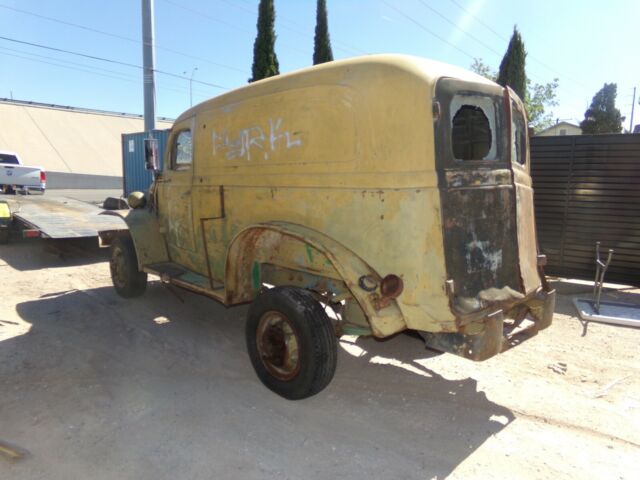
[630,87,636,133]
[141,0,156,134]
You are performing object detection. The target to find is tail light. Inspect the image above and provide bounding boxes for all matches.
[380,274,404,299]
[40,171,46,182]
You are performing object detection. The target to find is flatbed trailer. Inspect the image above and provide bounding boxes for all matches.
[0,194,126,241]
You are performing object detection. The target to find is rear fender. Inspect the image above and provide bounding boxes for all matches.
[99,209,168,269]
[225,221,406,337]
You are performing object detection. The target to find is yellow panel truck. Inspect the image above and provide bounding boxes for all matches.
[100,55,555,400]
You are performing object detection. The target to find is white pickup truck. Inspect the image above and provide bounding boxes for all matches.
[0,151,46,194]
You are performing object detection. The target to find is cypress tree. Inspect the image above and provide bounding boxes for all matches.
[249,0,279,83]
[580,83,624,134]
[313,0,334,65]
[496,26,527,101]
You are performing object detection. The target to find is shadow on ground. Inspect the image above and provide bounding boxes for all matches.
[0,281,514,480]
[0,238,108,271]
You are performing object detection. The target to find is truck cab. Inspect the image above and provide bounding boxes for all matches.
[101,55,555,400]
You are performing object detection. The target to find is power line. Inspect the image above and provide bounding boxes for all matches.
[0,2,248,75]
[0,45,212,97]
[444,0,588,90]
[0,35,230,90]
[159,0,254,34]
[417,0,503,58]
[446,0,506,43]
[162,0,366,59]
[414,0,548,85]
[160,0,311,58]
[0,50,215,116]
[382,2,588,115]
[380,0,474,60]
[0,49,209,98]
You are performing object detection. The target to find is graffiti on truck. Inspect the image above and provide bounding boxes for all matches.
[212,118,302,162]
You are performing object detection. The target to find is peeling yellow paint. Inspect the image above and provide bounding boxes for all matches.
[123,55,549,345]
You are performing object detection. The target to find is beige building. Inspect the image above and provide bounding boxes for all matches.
[0,99,172,188]
[536,121,582,137]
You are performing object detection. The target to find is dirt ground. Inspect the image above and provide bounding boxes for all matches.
[0,239,638,480]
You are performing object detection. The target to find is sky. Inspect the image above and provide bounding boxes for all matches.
[0,0,638,130]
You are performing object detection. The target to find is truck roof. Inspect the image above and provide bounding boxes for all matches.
[176,54,496,123]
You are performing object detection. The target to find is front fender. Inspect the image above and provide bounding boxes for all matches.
[225,221,406,337]
[100,209,168,269]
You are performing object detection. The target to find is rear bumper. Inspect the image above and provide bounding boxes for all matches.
[422,287,556,361]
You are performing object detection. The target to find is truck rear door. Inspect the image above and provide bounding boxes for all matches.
[508,88,540,294]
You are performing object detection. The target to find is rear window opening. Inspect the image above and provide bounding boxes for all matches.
[449,94,498,162]
[452,105,491,160]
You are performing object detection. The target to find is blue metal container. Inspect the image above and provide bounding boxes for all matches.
[122,129,170,196]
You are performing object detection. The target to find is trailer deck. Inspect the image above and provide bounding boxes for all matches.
[3,194,126,239]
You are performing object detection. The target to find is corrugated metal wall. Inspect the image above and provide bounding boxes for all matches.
[122,129,170,196]
[531,134,640,285]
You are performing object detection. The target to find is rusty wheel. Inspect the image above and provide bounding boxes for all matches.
[246,287,338,400]
[256,311,301,381]
[110,236,147,298]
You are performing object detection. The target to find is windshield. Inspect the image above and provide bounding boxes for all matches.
[0,153,19,164]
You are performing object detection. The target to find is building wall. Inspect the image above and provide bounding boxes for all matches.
[0,100,172,189]
[536,123,582,137]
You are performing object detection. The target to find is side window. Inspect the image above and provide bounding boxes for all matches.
[450,94,499,161]
[172,130,193,170]
[511,100,527,165]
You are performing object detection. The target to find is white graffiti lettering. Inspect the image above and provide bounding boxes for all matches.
[212,118,301,161]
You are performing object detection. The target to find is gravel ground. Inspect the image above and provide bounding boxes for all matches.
[0,239,638,479]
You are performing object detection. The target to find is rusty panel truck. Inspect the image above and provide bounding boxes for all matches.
[99,55,555,399]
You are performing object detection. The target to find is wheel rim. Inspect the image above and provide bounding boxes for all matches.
[256,311,301,381]
[110,246,127,288]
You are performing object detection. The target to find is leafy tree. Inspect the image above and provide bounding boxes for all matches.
[580,83,625,134]
[470,58,559,133]
[313,0,334,65]
[249,0,279,82]
[470,58,495,81]
[496,26,527,102]
[525,77,559,132]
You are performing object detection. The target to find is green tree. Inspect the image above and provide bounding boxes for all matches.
[580,83,625,134]
[496,26,527,102]
[470,58,496,81]
[470,58,559,133]
[249,0,279,83]
[525,77,559,132]
[313,0,334,65]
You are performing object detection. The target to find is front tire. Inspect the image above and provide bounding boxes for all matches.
[110,236,147,298]
[246,287,338,400]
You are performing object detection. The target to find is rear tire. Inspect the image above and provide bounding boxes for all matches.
[110,236,147,298]
[246,286,338,400]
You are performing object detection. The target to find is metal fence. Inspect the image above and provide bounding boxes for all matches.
[531,134,640,286]
[122,129,170,196]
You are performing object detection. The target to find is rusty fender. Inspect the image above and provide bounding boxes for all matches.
[224,221,406,337]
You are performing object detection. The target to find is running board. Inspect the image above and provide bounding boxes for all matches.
[144,262,225,302]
